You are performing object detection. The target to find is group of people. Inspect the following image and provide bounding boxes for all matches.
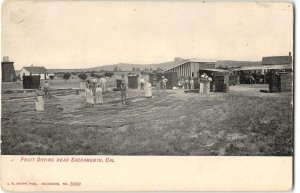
[199,73,212,94]
[178,78,194,90]
[34,73,212,112]
[156,76,168,90]
[85,76,108,106]
[85,82,104,107]
[120,75,153,104]
[34,75,155,112]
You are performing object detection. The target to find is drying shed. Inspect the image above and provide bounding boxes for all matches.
[164,58,216,78]
[198,68,229,93]
[269,72,293,93]
[23,75,41,89]
[149,72,178,89]
[280,72,293,92]
[128,74,139,89]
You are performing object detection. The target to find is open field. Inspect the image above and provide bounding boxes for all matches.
[1,78,118,91]
[1,83,293,155]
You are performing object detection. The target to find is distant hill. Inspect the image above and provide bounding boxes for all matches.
[45,60,261,73]
[85,61,182,72]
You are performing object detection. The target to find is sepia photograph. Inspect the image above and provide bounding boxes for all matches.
[1,0,294,157]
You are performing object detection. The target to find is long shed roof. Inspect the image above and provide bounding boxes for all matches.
[233,64,292,71]
[22,66,47,74]
[165,59,217,72]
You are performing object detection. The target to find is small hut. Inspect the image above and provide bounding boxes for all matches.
[23,75,41,89]
[198,69,229,93]
[128,74,139,89]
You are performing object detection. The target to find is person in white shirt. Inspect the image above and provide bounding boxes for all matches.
[145,79,152,98]
[185,79,190,90]
[161,76,168,90]
[85,84,94,107]
[35,86,44,112]
[99,76,106,92]
[206,76,212,94]
[190,78,194,90]
[199,73,205,94]
[95,84,103,105]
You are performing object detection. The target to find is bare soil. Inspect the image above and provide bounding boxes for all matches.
[1,83,293,155]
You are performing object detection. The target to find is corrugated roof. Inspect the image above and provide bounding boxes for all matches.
[262,56,292,65]
[233,64,292,71]
[164,59,216,72]
[199,68,229,72]
[23,66,47,74]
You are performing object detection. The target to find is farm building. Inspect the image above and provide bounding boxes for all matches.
[233,53,293,84]
[149,72,178,89]
[234,64,292,74]
[262,52,293,65]
[164,58,216,78]
[20,65,49,80]
[268,72,293,93]
[1,56,16,82]
[198,68,230,92]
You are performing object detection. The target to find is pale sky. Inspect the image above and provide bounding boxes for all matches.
[1,1,294,70]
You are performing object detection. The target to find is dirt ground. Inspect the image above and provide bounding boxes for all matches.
[1,83,293,155]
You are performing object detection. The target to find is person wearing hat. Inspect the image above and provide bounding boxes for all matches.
[120,74,128,104]
[140,76,145,90]
[100,75,106,92]
[85,84,94,107]
[199,73,205,94]
[35,86,44,112]
[203,74,212,94]
[185,78,190,90]
[43,80,50,97]
[190,77,194,90]
[95,84,103,105]
[161,76,168,90]
[145,78,152,98]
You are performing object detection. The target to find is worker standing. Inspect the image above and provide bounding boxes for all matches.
[190,78,194,90]
[184,79,188,90]
[43,80,50,97]
[178,80,182,90]
[140,76,145,90]
[161,76,168,90]
[91,77,97,93]
[145,79,152,98]
[85,84,94,107]
[203,74,209,94]
[95,84,103,105]
[120,75,128,104]
[206,76,212,94]
[199,73,205,94]
[35,86,44,112]
[100,75,106,92]
[157,80,161,90]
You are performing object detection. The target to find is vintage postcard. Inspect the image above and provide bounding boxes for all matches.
[1,0,294,191]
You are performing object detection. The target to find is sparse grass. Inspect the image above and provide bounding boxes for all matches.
[1,84,293,155]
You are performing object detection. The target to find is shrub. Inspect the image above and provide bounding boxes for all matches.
[78,73,87,80]
[63,73,71,80]
[104,72,114,77]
